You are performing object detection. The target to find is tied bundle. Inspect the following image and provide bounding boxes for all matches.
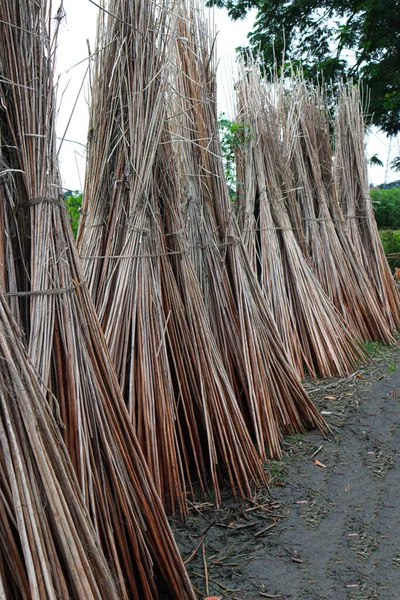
[334,84,400,330]
[0,0,195,597]
[235,60,367,378]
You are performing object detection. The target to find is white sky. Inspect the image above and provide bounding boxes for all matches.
[56,0,399,191]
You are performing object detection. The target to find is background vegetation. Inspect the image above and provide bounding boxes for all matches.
[370,188,400,267]
[64,189,82,238]
[209,0,400,137]
[372,188,400,230]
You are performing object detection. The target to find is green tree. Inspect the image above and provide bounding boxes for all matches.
[64,190,82,238]
[391,157,400,172]
[218,113,249,202]
[369,154,384,168]
[209,0,400,135]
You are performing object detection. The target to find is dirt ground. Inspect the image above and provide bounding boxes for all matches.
[171,344,400,600]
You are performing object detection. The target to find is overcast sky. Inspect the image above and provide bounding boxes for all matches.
[56,0,399,191]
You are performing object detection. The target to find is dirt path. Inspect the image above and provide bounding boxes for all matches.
[172,346,400,600]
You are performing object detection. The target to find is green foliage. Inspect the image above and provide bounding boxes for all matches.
[378,230,400,268]
[209,0,400,136]
[64,190,82,238]
[369,154,384,168]
[371,188,400,267]
[362,340,385,357]
[371,188,400,229]
[285,433,304,446]
[267,459,286,484]
[218,113,249,201]
[379,228,400,254]
[391,157,400,173]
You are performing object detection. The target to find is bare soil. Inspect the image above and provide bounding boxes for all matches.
[171,344,400,600]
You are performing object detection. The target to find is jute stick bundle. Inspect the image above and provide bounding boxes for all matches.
[166,3,326,456]
[288,80,396,343]
[235,60,367,378]
[78,0,267,509]
[334,84,400,330]
[0,291,120,599]
[0,1,196,597]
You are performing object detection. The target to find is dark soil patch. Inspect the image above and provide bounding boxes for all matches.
[171,344,400,600]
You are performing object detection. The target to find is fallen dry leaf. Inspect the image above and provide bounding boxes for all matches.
[313,459,327,468]
[324,395,336,400]
[203,597,223,600]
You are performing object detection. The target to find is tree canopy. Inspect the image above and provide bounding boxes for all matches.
[210,0,400,135]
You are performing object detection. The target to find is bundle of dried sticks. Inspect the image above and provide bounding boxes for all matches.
[334,84,400,330]
[235,61,368,378]
[0,0,195,597]
[78,0,325,517]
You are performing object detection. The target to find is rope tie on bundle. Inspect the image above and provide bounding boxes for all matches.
[4,280,85,297]
[27,195,61,207]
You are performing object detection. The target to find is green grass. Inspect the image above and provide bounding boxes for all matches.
[361,340,386,357]
[285,433,305,445]
[266,460,286,484]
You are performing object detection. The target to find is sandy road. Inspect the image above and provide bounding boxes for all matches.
[251,363,400,600]
[173,346,400,600]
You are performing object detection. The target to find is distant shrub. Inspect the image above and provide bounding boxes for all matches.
[371,187,400,229]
